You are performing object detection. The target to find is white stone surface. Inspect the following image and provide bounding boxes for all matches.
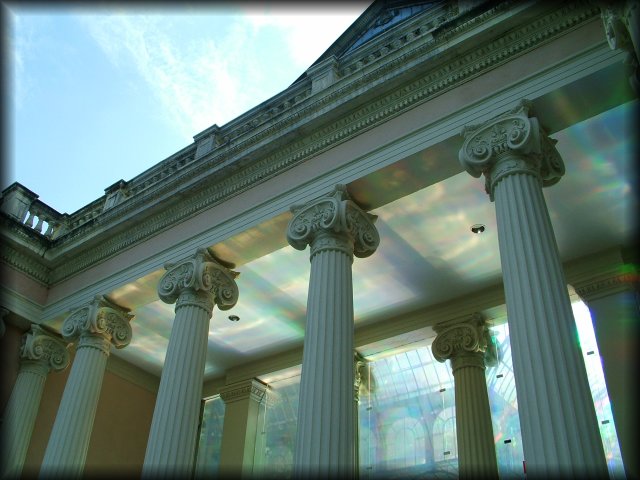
[218,378,268,476]
[460,102,608,477]
[575,272,639,479]
[142,249,238,478]
[1,326,69,478]
[39,297,132,479]
[433,314,498,478]
[287,185,379,475]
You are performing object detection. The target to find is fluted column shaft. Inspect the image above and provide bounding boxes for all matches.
[40,297,132,479]
[453,354,497,478]
[2,325,69,478]
[143,291,212,475]
[575,267,639,479]
[2,325,71,480]
[459,101,608,477]
[433,314,498,478]
[40,339,109,477]
[295,239,354,474]
[494,168,606,477]
[287,185,379,477]
[142,248,239,478]
[2,362,48,478]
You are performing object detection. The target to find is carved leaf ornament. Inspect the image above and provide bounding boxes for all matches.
[459,101,564,200]
[62,295,133,349]
[432,322,484,362]
[287,185,379,259]
[158,249,239,311]
[21,325,70,371]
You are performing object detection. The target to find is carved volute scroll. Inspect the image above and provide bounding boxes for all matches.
[601,2,640,95]
[286,184,380,260]
[602,6,633,52]
[459,100,565,200]
[157,248,239,314]
[62,295,133,354]
[20,324,70,373]
[432,312,493,372]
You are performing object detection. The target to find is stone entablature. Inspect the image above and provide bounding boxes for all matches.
[0,1,602,287]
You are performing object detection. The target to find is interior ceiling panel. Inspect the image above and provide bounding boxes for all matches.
[105,99,636,382]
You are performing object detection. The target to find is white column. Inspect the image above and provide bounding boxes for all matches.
[142,248,239,478]
[574,264,639,479]
[459,100,608,477]
[218,379,268,477]
[39,296,133,478]
[1,325,70,478]
[432,313,498,478]
[287,184,379,476]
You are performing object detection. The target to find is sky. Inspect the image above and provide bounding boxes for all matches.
[3,1,371,214]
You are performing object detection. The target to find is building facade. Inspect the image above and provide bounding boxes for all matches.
[1,0,638,478]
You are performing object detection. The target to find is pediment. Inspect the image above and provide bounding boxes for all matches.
[294,1,448,85]
[343,1,442,55]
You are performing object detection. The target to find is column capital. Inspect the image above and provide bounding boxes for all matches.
[62,295,133,354]
[432,313,496,371]
[158,248,239,314]
[219,378,267,405]
[459,100,565,200]
[20,324,70,374]
[601,2,636,52]
[287,184,379,260]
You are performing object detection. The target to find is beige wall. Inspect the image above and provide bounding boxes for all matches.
[22,351,156,477]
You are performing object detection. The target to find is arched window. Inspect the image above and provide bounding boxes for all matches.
[432,406,457,462]
[386,416,426,470]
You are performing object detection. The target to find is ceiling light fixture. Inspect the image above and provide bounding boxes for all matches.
[228,315,240,322]
[471,224,486,234]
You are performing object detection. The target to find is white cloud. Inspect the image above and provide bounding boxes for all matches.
[76,5,367,142]
[5,9,36,111]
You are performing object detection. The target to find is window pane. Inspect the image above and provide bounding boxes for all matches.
[195,395,225,477]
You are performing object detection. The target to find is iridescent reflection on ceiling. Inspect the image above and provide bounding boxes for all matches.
[107,100,635,381]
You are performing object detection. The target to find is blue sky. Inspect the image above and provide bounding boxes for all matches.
[4,2,370,214]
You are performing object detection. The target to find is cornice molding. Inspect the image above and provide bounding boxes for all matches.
[574,269,639,302]
[218,378,267,404]
[4,2,601,286]
[0,242,50,286]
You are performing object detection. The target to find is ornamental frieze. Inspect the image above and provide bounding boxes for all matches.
[7,1,598,286]
[219,379,267,404]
